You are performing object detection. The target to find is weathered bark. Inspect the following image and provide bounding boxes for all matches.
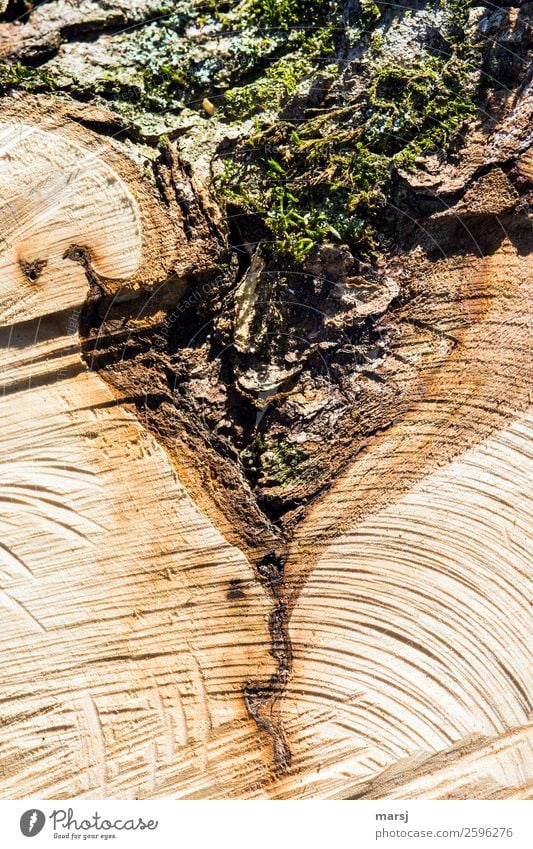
[0,0,531,799]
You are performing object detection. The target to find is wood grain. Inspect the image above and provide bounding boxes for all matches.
[271,413,532,798]
[0,116,276,798]
[0,99,531,800]
[0,313,277,798]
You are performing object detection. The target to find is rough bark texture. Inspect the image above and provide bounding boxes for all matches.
[0,0,531,798]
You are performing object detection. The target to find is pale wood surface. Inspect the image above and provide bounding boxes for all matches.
[0,314,275,799]
[355,726,533,800]
[0,123,141,323]
[274,414,532,798]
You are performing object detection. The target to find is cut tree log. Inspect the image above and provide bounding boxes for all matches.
[0,51,531,800]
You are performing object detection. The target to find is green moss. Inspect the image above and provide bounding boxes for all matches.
[120,7,288,114]
[89,0,340,120]
[213,158,263,212]
[369,30,384,52]
[256,437,307,487]
[222,55,313,121]
[441,0,474,30]
[139,63,190,111]
[0,62,55,93]
[213,0,481,264]
[366,56,477,162]
[247,0,334,29]
[360,1,381,28]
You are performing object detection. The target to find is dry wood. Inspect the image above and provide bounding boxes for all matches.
[0,106,276,798]
[0,76,531,800]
